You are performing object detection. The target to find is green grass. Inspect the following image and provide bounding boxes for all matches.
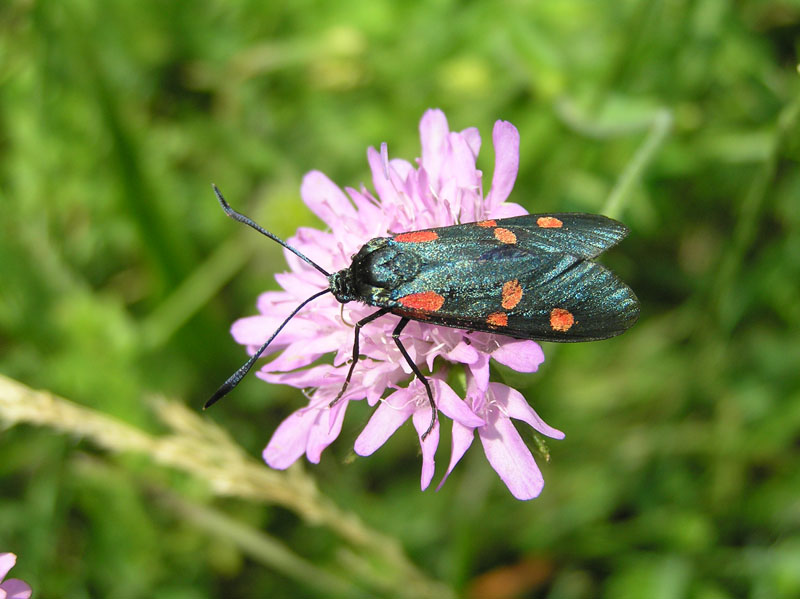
[1,1,799,597]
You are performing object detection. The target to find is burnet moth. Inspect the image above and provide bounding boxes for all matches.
[206,185,639,439]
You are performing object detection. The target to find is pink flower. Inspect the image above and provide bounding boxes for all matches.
[0,553,32,599]
[233,109,564,499]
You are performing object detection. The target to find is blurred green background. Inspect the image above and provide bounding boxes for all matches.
[1,1,799,597]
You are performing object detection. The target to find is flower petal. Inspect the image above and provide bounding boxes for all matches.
[442,132,481,223]
[231,314,280,346]
[444,341,480,365]
[447,131,480,187]
[354,388,415,456]
[479,415,545,500]
[0,554,15,581]
[274,271,329,299]
[361,361,404,405]
[419,109,450,184]
[346,187,386,236]
[306,402,348,463]
[367,145,401,209]
[486,120,520,210]
[1,578,33,599]
[488,202,528,219]
[437,420,475,490]
[491,383,565,440]
[263,408,317,469]
[460,126,482,158]
[468,352,491,394]
[262,333,343,371]
[285,227,345,274]
[414,165,438,216]
[412,408,440,490]
[433,379,484,428]
[300,170,358,229]
[257,363,343,388]
[492,340,545,373]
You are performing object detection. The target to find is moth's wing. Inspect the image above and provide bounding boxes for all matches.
[385,244,639,342]
[501,259,640,341]
[492,213,630,259]
[391,213,628,265]
[414,213,628,260]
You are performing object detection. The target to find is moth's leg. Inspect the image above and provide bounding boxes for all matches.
[392,318,437,440]
[330,308,391,407]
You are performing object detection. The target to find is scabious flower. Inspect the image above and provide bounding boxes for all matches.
[232,109,564,499]
[0,553,32,599]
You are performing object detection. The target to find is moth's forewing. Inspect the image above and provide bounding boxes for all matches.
[355,213,639,341]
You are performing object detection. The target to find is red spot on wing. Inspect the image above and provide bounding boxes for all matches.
[537,216,563,228]
[501,280,523,310]
[550,308,575,332]
[487,312,508,327]
[394,230,438,243]
[494,228,517,244]
[477,220,497,228]
[398,291,445,312]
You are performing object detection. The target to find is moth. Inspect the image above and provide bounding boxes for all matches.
[206,185,639,438]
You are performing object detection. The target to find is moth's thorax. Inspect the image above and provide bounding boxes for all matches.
[328,237,421,305]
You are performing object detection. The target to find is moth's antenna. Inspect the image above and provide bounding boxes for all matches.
[205,288,331,409]
[212,184,331,277]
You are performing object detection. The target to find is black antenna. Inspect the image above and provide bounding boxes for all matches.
[212,184,331,277]
[205,185,334,408]
[205,288,331,409]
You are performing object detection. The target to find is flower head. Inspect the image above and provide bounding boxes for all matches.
[0,553,32,599]
[233,109,564,499]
